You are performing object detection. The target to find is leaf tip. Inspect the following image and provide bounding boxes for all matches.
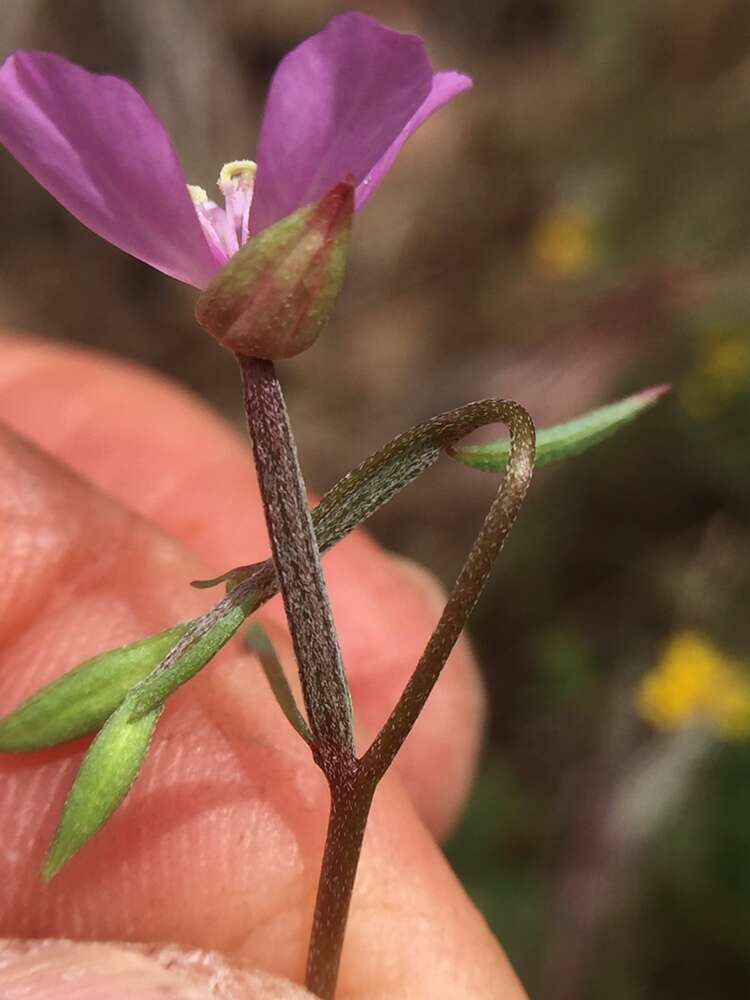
[638,383,671,404]
[40,840,69,881]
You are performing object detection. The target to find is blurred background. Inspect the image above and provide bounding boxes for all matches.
[2,1,750,996]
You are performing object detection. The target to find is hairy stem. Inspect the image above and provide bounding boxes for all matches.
[239,366,534,999]
[306,762,377,998]
[238,354,354,758]
[239,354,361,995]
[364,399,535,778]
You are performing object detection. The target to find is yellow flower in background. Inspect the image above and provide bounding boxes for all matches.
[680,332,750,419]
[637,631,750,740]
[531,208,595,277]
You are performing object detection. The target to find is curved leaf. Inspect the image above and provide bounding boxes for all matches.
[453,386,669,473]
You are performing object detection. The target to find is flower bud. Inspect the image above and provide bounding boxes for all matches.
[195,181,354,360]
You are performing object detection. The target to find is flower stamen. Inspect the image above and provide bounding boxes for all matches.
[188,160,257,264]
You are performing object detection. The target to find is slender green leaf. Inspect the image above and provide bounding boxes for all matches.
[0,625,186,752]
[128,601,253,721]
[453,386,669,473]
[42,693,162,879]
[245,623,312,743]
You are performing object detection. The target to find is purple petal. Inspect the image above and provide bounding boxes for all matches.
[251,12,437,234]
[355,70,472,211]
[0,51,218,288]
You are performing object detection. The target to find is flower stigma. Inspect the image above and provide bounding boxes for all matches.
[188,159,257,263]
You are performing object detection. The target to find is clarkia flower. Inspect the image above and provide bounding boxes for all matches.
[0,12,471,290]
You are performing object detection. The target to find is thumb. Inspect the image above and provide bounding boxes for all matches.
[0,940,316,998]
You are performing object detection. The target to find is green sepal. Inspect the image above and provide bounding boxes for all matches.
[195,182,353,360]
[453,386,669,473]
[41,692,163,879]
[245,623,312,743]
[0,624,187,752]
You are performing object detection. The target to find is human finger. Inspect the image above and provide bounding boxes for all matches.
[0,333,485,837]
[0,423,523,998]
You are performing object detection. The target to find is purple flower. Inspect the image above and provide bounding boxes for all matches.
[0,12,471,290]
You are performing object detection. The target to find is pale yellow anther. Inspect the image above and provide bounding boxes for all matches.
[188,161,258,259]
[218,159,257,191]
[187,184,209,205]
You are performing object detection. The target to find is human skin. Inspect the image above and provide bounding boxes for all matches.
[0,333,526,998]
